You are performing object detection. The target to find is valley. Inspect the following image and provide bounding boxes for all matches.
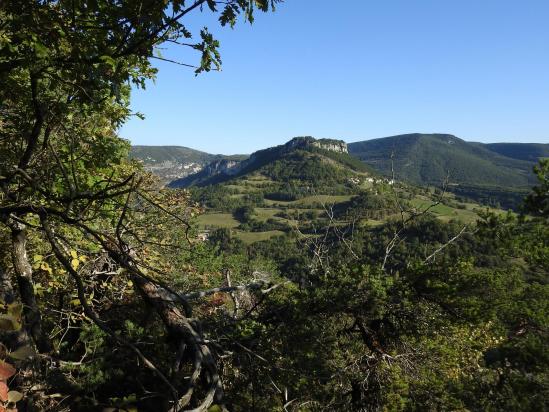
[170,137,510,244]
[134,134,548,210]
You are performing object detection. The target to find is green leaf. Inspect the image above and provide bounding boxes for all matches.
[7,303,22,318]
[34,42,49,58]
[0,315,21,332]
[40,262,53,274]
[8,345,35,360]
[206,0,217,12]
[99,55,116,69]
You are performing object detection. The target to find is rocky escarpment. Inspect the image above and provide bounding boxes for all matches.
[285,136,348,153]
[203,159,240,176]
[312,139,348,153]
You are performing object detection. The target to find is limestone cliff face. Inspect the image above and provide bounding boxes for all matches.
[285,137,348,153]
[203,159,240,176]
[312,139,348,153]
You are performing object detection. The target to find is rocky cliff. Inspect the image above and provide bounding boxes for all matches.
[203,159,241,176]
[312,139,348,153]
[285,136,348,153]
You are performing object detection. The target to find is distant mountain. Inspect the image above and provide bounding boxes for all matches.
[130,145,246,184]
[169,136,375,189]
[482,143,549,162]
[348,133,548,208]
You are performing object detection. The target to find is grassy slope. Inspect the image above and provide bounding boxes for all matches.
[197,189,500,243]
[264,194,355,207]
[196,213,239,229]
[235,230,285,244]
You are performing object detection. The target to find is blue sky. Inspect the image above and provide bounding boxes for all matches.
[120,0,549,154]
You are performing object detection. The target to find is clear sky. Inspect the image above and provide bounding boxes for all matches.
[120,0,549,154]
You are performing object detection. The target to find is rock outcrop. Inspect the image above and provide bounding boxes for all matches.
[203,159,240,176]
[312,139,348,153]
[286,136,348,153]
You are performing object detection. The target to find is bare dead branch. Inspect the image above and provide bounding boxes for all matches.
[423,225,472,263]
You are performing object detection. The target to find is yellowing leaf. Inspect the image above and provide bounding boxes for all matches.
[33,283,44,296]
[71,259,80,270]
[70,250,78,259]
[40,262,53,274]
[7,390,23,403]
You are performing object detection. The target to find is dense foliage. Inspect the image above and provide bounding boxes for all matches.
[0,1,281,411]
[0,2,547,412]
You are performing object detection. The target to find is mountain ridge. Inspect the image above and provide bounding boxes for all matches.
[347,133,548,208]
[133,134,547,208]
[130,145,247,183]
[348,133,540,187]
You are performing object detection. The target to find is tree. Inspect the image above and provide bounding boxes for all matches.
[524,159,549,218]
[0,1,280,410]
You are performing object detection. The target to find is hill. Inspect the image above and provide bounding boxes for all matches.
[348,133,548,208]
[482,142,549,162]
[130,145,246,183]
[169,136,375,189]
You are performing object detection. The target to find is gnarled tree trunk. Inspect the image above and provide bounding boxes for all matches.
[132,275,225,412]
[10,220,51,353]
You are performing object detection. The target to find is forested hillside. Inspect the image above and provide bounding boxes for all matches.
[348,133,548,208]
[483,142,549,162]
[0,2,547,412]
